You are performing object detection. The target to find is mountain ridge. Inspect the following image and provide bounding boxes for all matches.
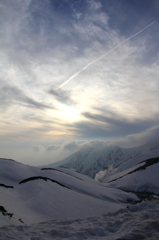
[45,143,159,179]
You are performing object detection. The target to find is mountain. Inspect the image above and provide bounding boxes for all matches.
[46,144,159,179]
[0,158,138,227]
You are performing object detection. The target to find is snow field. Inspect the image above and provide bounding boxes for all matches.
[0,159,138,226]
[1,202,159,240]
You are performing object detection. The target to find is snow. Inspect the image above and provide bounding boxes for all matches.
[106,162,159,194]
[106,147,159,178]
[100,146,159,182]
[98,148,159,195]
[1,144,159,240]
[47,144,159,179]
[0,158,138,227]
[1,202,159,239]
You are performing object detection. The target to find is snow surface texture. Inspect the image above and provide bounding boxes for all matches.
[47,144,159,179]
[0,158,138,226]
[1,202,159,240]
[1,144,159,239]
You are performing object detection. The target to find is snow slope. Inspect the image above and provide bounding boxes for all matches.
[1,150,159,239]
[0,158,138,226]
[106,158,159,194]
[99,147,159,195]
[1,201,159,240]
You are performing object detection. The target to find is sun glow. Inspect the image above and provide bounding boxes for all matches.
[60,106,80,121]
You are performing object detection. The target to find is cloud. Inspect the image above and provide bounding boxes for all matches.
[32,145,44,152]
[61,102,158,140]
[0,83,53,110]
[62,124,159,153]
[118,124,159,148]
[82,111,159,134]
[48,88,74,105]
[58,21,156,89]
[1,125,54,141]
[22,115,57,125]
[62,141,83,151]
[61,139,107,153]
[62,141,79,151]
[95,165,113,181]
[89,0,102,10]
[46,145,60,151]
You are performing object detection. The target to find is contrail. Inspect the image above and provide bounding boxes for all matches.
[57,21,156,89]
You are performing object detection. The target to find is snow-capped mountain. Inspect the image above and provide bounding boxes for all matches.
[47,144,159,179]
[0,158,138,227]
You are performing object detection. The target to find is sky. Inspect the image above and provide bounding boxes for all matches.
[0,0,159,165]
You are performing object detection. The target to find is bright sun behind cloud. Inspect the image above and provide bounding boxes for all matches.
[59,106,80,121]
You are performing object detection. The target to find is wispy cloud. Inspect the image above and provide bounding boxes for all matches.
[0,84,53,110]
[78,111,159,138]
[57,21,156,89]
[48,88,74,105]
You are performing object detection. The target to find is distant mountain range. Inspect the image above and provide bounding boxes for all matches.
[46,144,159,179]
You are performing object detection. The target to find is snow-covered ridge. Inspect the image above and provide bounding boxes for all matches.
[46,144,159,179]
[0,158,138,227]
[97,147,159,198]
[105,156,159,184]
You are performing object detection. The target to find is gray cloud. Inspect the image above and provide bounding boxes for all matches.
[68,112,159,140]
[32,145,43,152]
[0,84,53,110]
[83,111,159,134]
[114,124,159,148]
[62,124,159,151]
[46,145,60,151]
[70,121,114,138]
[22,115,56,125]
[62,141,80,151]
[48,88,74,105]
[123,125,159,146]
